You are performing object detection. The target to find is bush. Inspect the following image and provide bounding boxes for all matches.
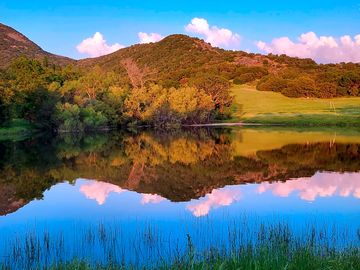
[55,103,83,132]
[234,73,256,84]
[281,76,317,98]
[124,84,215,125]
[257,75,288,92]
[81,107,108,130]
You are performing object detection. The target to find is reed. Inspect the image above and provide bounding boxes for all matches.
[1,219,359,270]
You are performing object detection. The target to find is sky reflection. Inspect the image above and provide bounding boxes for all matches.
[74,172,360,218]
[187,187,242,217]
[80,181,125,205]
[258,172,360,202]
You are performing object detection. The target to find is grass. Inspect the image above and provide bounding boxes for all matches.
[0,118,34,141]
[45,249,360,270]
[1,220,359,270]
[231,85,360,126]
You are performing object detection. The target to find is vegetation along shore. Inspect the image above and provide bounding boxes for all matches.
[1,23,360,140]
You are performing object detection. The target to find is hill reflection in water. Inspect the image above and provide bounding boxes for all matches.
[1,128,360,269]
[0,127,359,217]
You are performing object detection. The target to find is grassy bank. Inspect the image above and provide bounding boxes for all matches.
[46,248,360,270]
[0,119,34,141]
[231,85,360,126]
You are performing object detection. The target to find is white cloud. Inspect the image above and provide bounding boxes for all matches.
[76,32,124,57]
[185,18,241,49]
[256,31,360,64]
[79,181,124,205]
[141,194,166,204]
[187,187,242,217]
[257,172,360,202]
[138,32,164,44]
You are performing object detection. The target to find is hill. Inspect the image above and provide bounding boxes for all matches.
[0,22,359,133]
[79,34,360,99]
[78,34,314,88]
[1,22,359,99]
[0,23,74,68]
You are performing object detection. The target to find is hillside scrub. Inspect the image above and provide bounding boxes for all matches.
[257,65,360,98]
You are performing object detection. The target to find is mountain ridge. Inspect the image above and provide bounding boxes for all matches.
[0,23,74,68]
[0,22,314,72]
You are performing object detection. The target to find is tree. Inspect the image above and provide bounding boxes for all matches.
[78,66,119,100]
[124,84,168,123]
[23,88,60,128]
[54,103,83,132]
[124,84,215,125]
[121,58,154,89]
[168,86,214,123]
[191,75,232,113]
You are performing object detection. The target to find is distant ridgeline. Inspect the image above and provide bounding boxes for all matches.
[1,129,360,216]
[0,22,360,131]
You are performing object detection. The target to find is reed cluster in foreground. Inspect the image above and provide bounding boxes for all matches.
[1,220,359,270]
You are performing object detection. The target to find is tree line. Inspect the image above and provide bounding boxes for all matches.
[0,57,232,131]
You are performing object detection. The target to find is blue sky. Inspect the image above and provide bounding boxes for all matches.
[1,1,360,61]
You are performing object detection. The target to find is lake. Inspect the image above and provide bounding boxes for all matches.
[0,127,359,268]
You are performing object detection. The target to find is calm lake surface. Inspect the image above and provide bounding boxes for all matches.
[0,127,359,267]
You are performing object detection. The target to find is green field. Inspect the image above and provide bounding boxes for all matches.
[231,85,360,126]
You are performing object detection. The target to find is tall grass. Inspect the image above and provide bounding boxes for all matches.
[1,218,359,270]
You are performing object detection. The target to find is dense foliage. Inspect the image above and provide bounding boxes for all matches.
[0,56,230,131]
[257,64,360,98]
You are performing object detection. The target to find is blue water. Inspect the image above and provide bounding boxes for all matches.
[0,128,359,268]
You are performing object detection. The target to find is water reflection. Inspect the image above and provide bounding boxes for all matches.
[187,187,242,217]
[1,128,360,269]
[74,171,360,217]
[141,194,166,205]
[15,172,360,219]
[80,181,125,205]
[258,172,360,201]
[0,128,360,216]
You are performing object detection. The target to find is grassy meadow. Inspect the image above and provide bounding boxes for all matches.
[231,85,360,126]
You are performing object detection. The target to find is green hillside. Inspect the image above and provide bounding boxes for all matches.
[0,22,359,133]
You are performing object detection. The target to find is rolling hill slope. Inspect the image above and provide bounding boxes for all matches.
[0,23,74,68]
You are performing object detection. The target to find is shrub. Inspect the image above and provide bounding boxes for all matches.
[234,73,256,84]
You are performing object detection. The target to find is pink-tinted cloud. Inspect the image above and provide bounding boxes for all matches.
[141,194,166,204]
[80,181,125,205]
[258,172,360,201]
[76,32,124,57]
[256,32,360,64]
[185,18,241,49]
[187,187,242,217]
[138,32,164,44]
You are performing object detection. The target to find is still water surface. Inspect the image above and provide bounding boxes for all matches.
[0,127,359,267]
